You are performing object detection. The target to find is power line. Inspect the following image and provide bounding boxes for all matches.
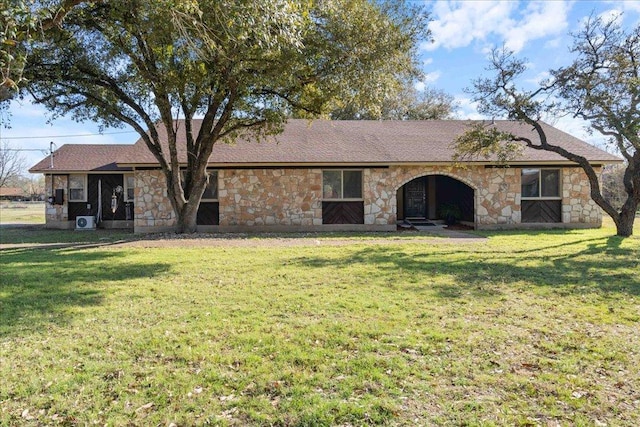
[0,130,137,140]
[0,148,47,151]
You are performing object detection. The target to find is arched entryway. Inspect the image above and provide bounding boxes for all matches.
[396,175,475,224]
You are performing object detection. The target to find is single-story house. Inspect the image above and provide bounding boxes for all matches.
[0,187,28,201]
[29,119,621,233]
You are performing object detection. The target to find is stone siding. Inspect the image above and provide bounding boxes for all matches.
[45,174,68,222]
[562,167,602,224]
[366,165,521,226]
[131,165,602,232]
[218,169,323,226]
[134,170,176,229]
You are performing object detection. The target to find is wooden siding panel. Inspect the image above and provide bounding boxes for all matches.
[197,202,219,225]
[522,200,561,223]
[322,201,364,224]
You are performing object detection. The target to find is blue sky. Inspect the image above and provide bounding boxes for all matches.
[2,0,640,171]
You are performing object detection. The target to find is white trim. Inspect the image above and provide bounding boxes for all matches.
[124,173,135,202]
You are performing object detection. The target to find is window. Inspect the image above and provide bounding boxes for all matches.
[68,175,86,201]
[181,169,218,200]
[202,170,218,200]
[323,170,362,199]
[124,174,135,201]
[521,168,561,223]
[521,168,560,198]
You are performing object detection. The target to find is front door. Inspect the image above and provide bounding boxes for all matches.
[404,177,427,218]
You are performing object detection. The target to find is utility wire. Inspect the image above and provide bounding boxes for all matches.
[1,130,137,140]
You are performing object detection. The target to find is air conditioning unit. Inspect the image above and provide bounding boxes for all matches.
[76,216,95,230]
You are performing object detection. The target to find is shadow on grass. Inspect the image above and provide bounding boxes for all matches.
[292,236,639,297]
[0,247,170,337]
[0,227,138,246]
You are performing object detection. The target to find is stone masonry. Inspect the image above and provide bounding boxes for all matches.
[131,165,601,232]
[134,170,176,229]
[218,169,323,226]
[45,174,68,222]
[562,167,602,224]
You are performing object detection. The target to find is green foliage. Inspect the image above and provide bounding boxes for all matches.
[1,0,84,101]
[329,84,457,120]
[23,0,429,232]
[452,121,524,164]
[455,16,640,237]
[1,227,639,425]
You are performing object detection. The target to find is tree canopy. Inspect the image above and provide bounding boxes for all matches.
[22,0,430,232]
[329,84,457,120]
[1,0,85,102]
[454,16,639,237]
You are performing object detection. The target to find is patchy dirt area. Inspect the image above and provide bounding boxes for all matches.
[0,228,487,250]
[112,233,486,249]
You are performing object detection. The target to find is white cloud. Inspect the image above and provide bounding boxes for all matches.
[453,96,485,120]
[422,71,442,84]
[605,1,640,14]
[425,0,571,53]
[500,2,571,52]
[524,71,551,85]
[425,1,515,51]
[596,8,624,25]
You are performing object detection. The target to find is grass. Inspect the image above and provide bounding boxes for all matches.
[1,222,639,425]
[0,202,45,224]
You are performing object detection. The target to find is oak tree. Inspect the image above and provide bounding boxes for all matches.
[329,84,457,120]
[454,16,639,237]
[23,0,429,233]
[1,0,85,102]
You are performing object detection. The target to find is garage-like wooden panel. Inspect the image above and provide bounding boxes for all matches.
[522,200,561,223]
[322,201,364,224]
[197,202,219,225]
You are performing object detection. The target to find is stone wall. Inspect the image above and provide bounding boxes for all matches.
[562,167,602,225]
[132,165,602,232]
[366,165,521,226]
[45,174,68,223]
[218,169,323,226]
[134,170,176,229]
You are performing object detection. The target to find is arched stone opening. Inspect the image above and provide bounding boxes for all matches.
[396,175,475,224]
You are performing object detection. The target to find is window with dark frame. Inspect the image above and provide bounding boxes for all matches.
[322,170,363,200]
[521,168,560,198]
[521,168,562,223]
[125,174,135,201]
[181,169,218,200]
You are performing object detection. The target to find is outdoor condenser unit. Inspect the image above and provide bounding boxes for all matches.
[75,216,95,230]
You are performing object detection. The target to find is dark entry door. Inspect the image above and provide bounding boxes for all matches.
[404,177,427,218]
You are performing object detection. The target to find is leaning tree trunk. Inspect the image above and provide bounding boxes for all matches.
[613,199,638,238]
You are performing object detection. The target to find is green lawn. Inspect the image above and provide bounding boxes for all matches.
[0,202,45,225]
[1,225,638,426]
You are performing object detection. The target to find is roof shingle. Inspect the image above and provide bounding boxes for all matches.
[29,119,622,173]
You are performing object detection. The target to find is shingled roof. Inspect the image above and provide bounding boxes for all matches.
[30,119,621,172]
[29,144,133,173]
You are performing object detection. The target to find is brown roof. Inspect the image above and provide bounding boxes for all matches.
[30,119,622,172]
[29,144,133,173]
[0,187,26,197]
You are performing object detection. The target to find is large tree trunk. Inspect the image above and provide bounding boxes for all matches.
[613,196,639,238]
[177,202,199,234]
